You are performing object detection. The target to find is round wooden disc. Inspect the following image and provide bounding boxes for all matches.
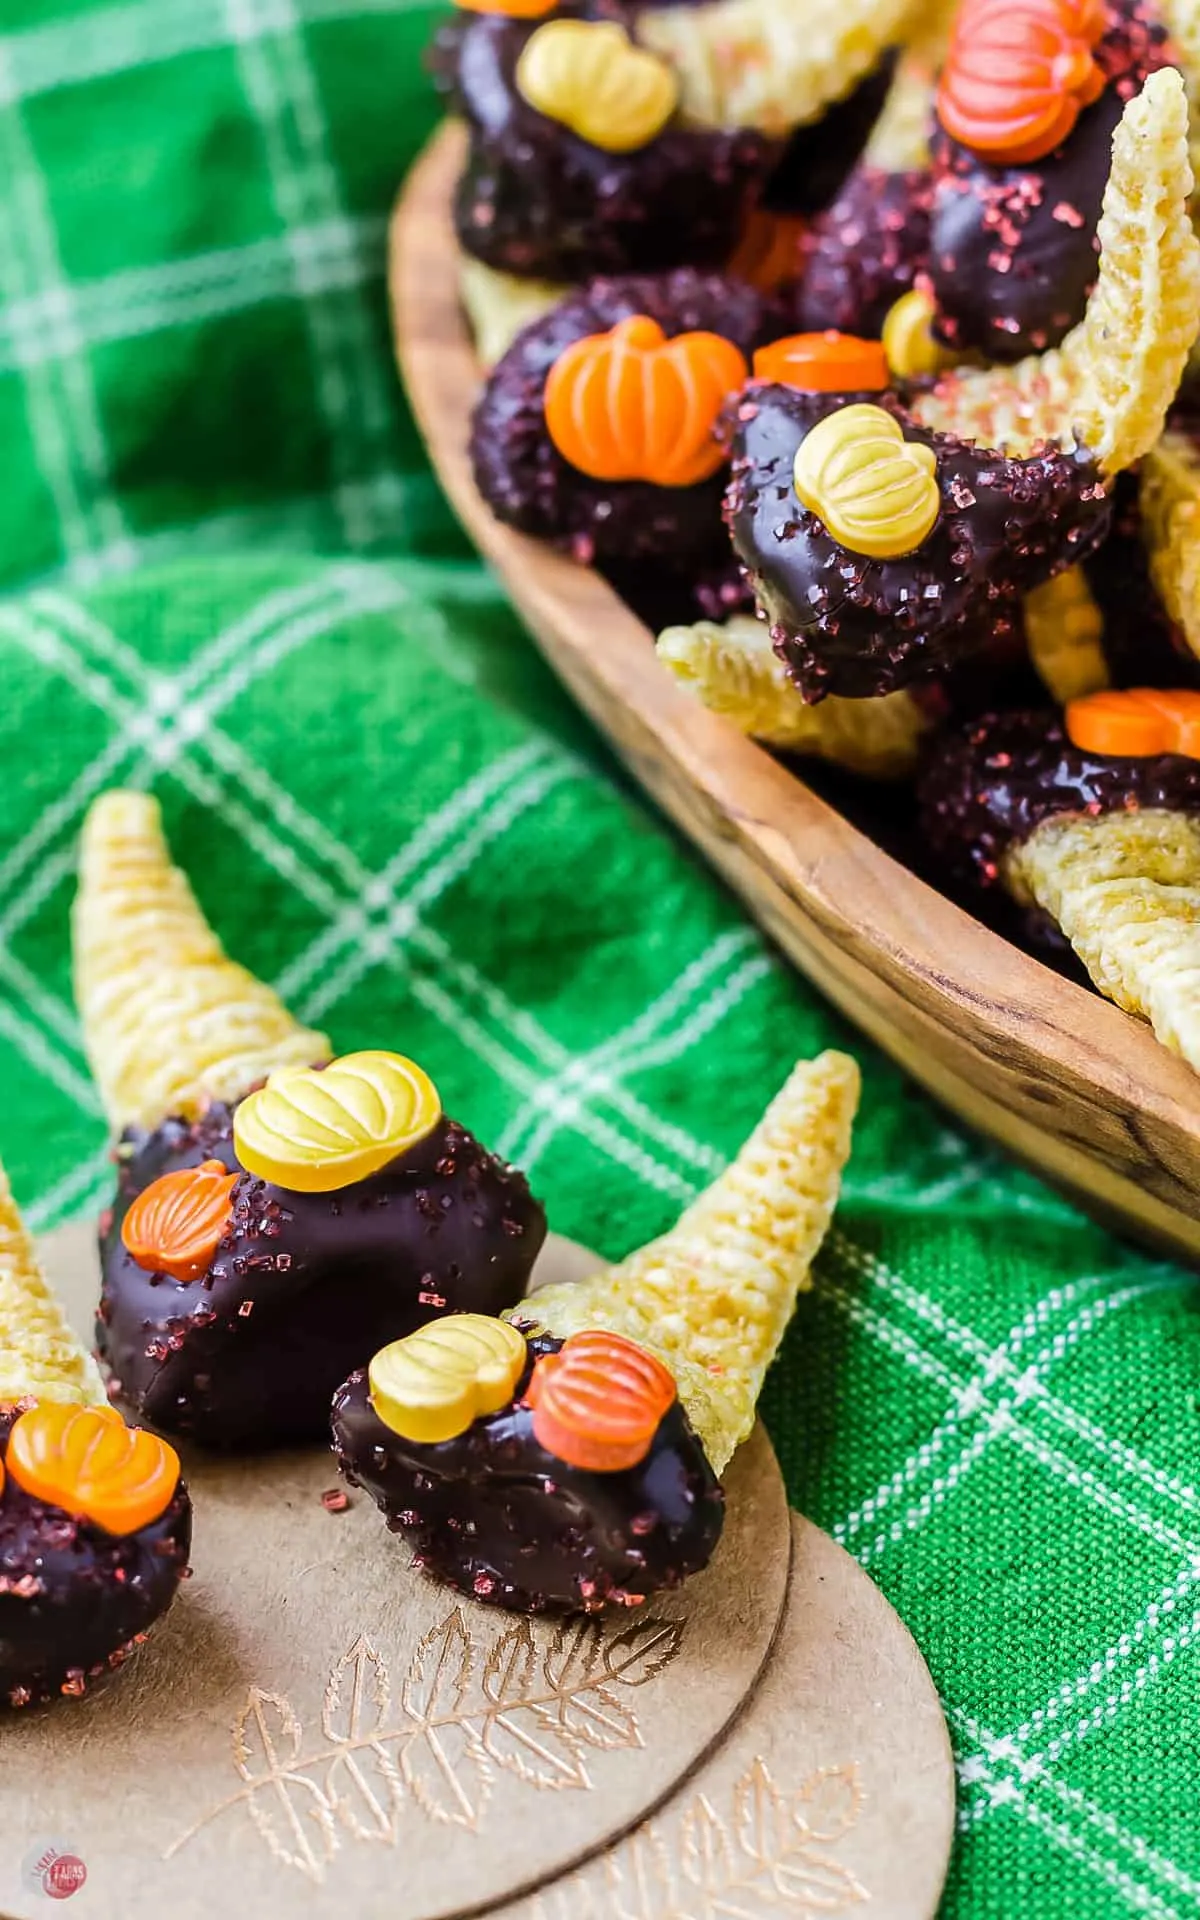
[3,1227,791,1920]
[494,1511,957,1920]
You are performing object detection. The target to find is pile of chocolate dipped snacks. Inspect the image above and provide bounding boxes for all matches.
[0,786,859,1702]
[12,0,1200,1714]
[452,0,1200,1080]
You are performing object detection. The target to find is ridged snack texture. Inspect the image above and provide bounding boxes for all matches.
[635,0,921,135]
[657,616,931,778]
[74,790,331,1134]
[526,1052,860,1474]
[912,70,1200,473]
[0,1162,105,1410]
[1006,809,1200,1070]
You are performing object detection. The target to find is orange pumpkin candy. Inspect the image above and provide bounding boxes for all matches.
[6,1403,181,1537]
[937,0,1108,167]
[544,316,749,489]
[526,1329,678,1473]
[122,1158,239,1284]
[1065,688,1200,761]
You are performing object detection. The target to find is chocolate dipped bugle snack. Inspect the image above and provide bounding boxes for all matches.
[333,1052,859,1613]
[0,1164,190,1707]
[920,696,1200,1068]
[471,270,773,589]
[76,793,546,1448]
[925,0,1171,360]
[447,2,781,282]
[727,70,1200,703]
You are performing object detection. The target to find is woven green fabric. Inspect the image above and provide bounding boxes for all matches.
[1,4,1199,1917]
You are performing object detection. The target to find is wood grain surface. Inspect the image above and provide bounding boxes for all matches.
[389,121,1200,1266]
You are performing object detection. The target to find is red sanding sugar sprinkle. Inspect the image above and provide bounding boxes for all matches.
[321,1488,350,1513]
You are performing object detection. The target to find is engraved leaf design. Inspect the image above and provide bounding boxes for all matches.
[401,1607,491,1826]
[772,1846,870,1911]
[482,1620,590,1790]
[679,1793,735,1891]
[232,1689,338,1882]
[603,1616,684,1687]
[322,1636,403,1841]
[543,1614,606,1694]
[794,1764,865,1844]
[607,1825,677,1920]
[733,1753,792,1865]
[540,1616,639,1754]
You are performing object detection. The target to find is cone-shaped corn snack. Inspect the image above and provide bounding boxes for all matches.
[864,0,960,178]
[635,0,918,136]
[912,70,1200,472]
[1022,569,1112,706]
[75,791,331,1137]
[0,1158,190,1707]
[459,255,567,373]
[1009,810,1200,1070]
[921,698,1200,1073]
[77,792,547,1450]
[1140,428,1200,662]
[657,616,932,778]
[0,1163,105,1410]
[334,1054,859,1613]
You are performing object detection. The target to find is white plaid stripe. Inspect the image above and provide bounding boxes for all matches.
[2,585,1198,1914]
[223,0,405,551]
[0,218,386,374]
[0,47,134,575]
[6,0,435,104]
[835,1276,1194,1567]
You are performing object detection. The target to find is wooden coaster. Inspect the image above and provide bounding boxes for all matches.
[495,1511,956,1920]
[2,1227,790,1920]
[4,1225,954,1917]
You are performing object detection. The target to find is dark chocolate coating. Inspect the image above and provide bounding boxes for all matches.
[918,709,1200,898]
[724,383,1111,701]
[99,1106,547,1450]
[450,2,779,280]
[1083,474,1200,688]
[926,1,1168,361]
[472,269,775,572]
[763,57,896,219]
[791,166,934,338]
[332,1331,724,1614]
[0,1408,191,1708]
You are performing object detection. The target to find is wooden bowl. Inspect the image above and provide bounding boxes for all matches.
[390,121,1200,1265]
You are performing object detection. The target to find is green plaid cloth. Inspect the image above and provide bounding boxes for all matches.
[1,4,1199,1916]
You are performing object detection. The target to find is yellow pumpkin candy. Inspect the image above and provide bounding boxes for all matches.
[882,290,956,382]
[792,404,941,561]
[233,1050,441,1194]
[516,20,679,154]
[368,1315,529,1445]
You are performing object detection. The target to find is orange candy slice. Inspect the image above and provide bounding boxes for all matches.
[544,315,749,489]
[455,1,556,14]
[122,1157,239,1283]
[6,1403,181,1537]
[1065,688,1200,760]
[753,332,889,395]
[937,0,1108,167]
[526,1330,678,1473]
